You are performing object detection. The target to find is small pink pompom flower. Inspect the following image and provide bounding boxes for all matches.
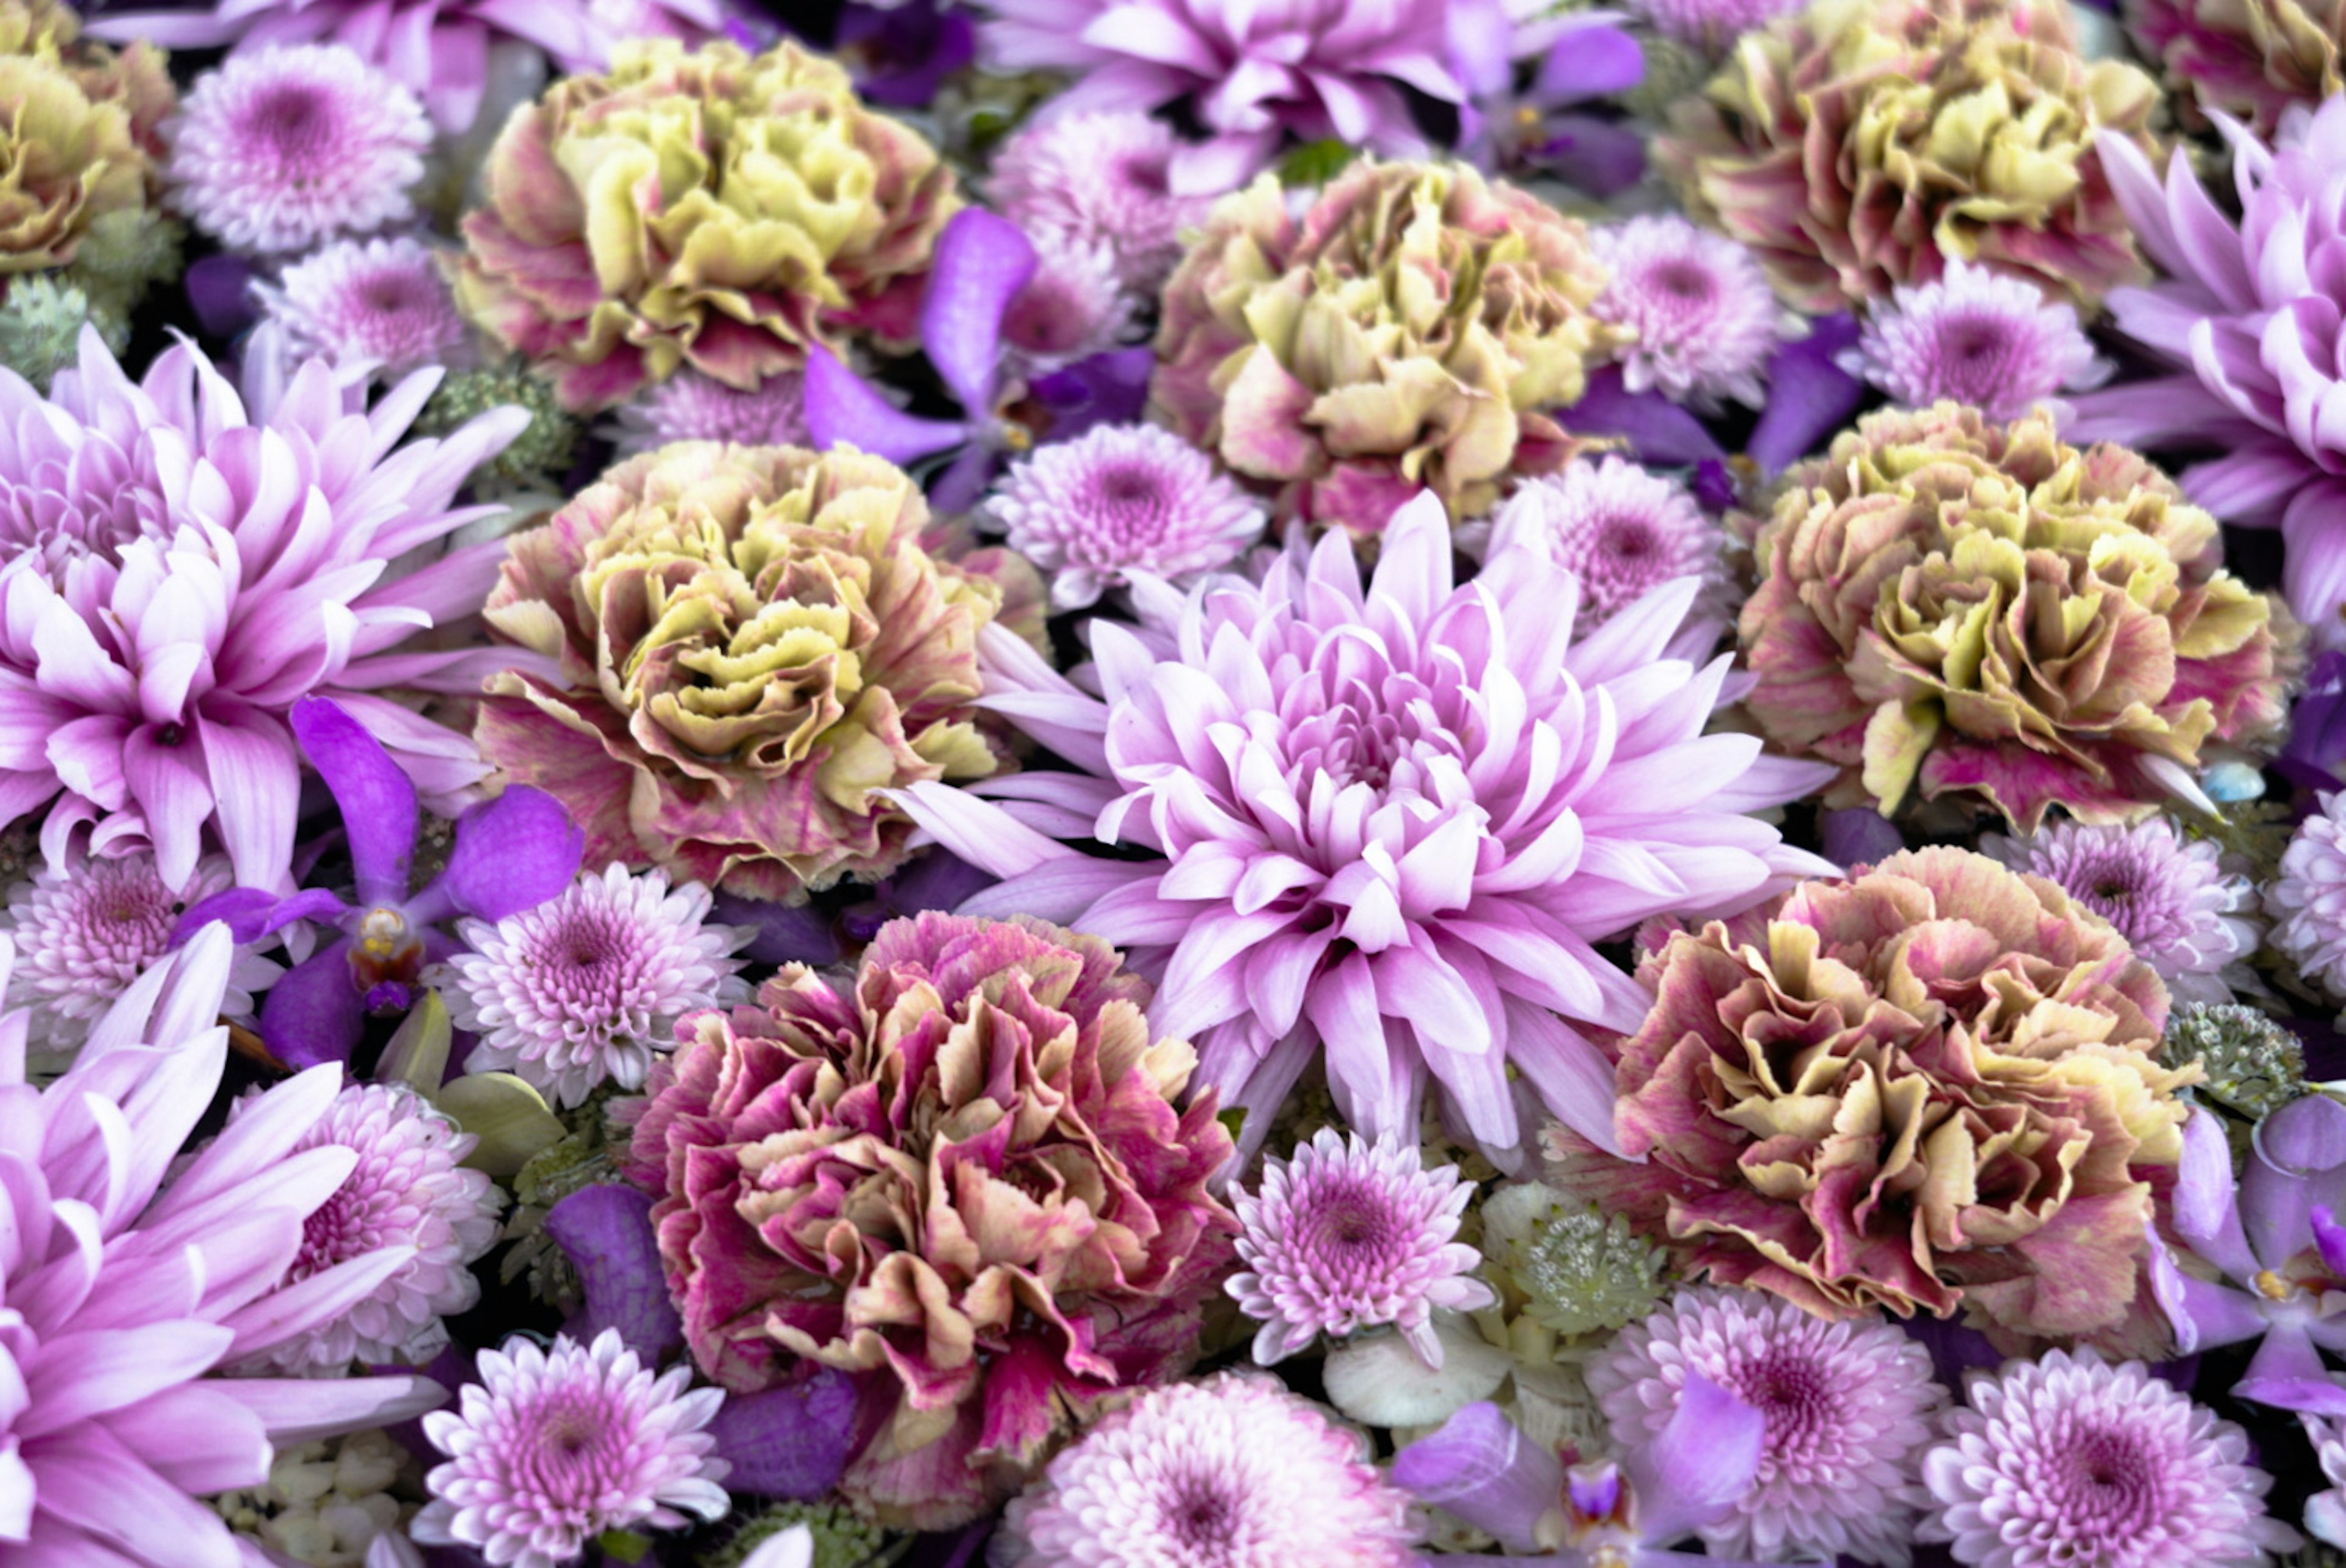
[414,1328,731,1568]
[1591,214,1789,409]
[166,43,431,255]
[999,230,1134,375]
[613,370,808,456]
[1229,1128,1494,1368]
[990,111,1215,289]
[1850,258,2111,420]
[986,422,1265,610]
[2267,790,2346,999]
[1480,457,1727,632]
[254,235,470,375]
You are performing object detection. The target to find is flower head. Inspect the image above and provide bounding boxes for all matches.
[1851,258,2110,418]
[232,1081,503,1372]
[1229,1128,1494,1368]
[254,235,471,376]
[1590,214,1788,408]
[1152,161,1622,537]
[1480,457,1725,630]
[1914,1350,2298,1567]
[1628,0,1807,51]
[457,38,957,412]
[1587,1287,1946,1566]
[2163,1001,2305,1118]
[2124,0,2342,133]
[444,863,753,1107]
[1000,228,1132,374]
[0,274,118,391]
[1488,1189,1670,1338]
[414,1328,730,1568]
[1657,0,2160,313]
[417,365,582,494]
[2267,791,2346,997]
[1548,847,2193,1338]
[989,110,1213,289]
[210,1429,411,1568]
[613,371,807,456]
[624,913,1238,1528]
[0,12,172,281]
[166,43,428,255]
[984,421,1264,610]
[992,1373,1422,1568]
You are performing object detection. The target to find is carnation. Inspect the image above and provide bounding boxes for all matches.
[1590,214,1788,409]
[2124,0,2342,131]
[0,5,172,280]
[624,913,1239,1528]
[1850,258,2111,419]
[988,110,1213,289]
[253,235,471,376]
[1548,847,2194,1341]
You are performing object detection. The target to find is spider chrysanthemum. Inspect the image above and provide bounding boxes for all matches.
[1228,1128,1495,1368]
[1479,457,1726,631]
[1585,1286,1947,1567]
[986,422,1265,610]
[444,862,753,1108]
[254,234,470,376]
[414,1328,731,1568]
[1852,258,2111,420]
[165,42,429,255]
[1590,214,1788,409]
[989,110,1214,289]
[1915,1350,2298,1568]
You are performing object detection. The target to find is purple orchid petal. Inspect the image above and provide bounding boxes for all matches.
[409,785,584,927]
[709,892,842,966]
[1818,808,1900,869]
[174,886,298,947]
[1529,114,1646,199]
[258,939,367,1069]
[921,208,1039,418]
[1568,1464,1623,1520]
[2145,1226,2268,1354]
[2175,1106,2257,1280]
[2284,651,2346,789]
[1390,1402,1560,1555]
[1900,1314,2006,1394]
[1032,347,1156,440]
[926,440,999,516]
[543,1185,683,1361]
[1626,1371,1764,1545]
[1566,367,1726,465]
[2246,1093,2346,1269]
[1445,0,1513,97]
[1535,25,1643,101]
[2235,1337,2346,1417]
[185,253,258,340]
[290,697,418,910]
[1748,316,1866,475]
[704,1371,858,1499]
[802,346,971,466]
[838,0,976,108]
[2315,1205,2346,1281]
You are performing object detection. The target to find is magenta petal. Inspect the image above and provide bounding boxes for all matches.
[412,785,583,925]
[291,696,418,909]
[919,208,1037,417]
[174,886,297,947]
[801,346,971,466]
[258,941,366,1069]
[1627,1371,1764,1544]
[1390,1402,1560,1554]
[704,1370,858,1500]
[544,1185,683,1360]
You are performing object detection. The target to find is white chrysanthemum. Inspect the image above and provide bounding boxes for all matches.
[233,1081,503,1373]
[1849,258,2111,420]
[254,235,471,376]
[2268,791,2346,999]
[1591,214,1791,408]
[414,1329,729,1568]
[443,863,753,1107]
[1586,1286,1946,1567]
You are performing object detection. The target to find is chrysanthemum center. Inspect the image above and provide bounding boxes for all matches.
[2052,1424,2163,1533]
[1651,260,1714,302]
[1089,462,1172,541]
[1167,1478,1241,1553]
[1728,1350,1835,1459]
[249,85,338,170]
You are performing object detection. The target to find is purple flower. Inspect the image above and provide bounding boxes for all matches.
[897,489,1836,1165]
[0,923,447,1566]
[1450,1,1648,195]
[998,229,1134,376]
[826,0,978,108]
[989,110,1215,290]
[1848,258,2110,421]
[978,0,1464,193]
[612,369,807,456]
[254,235,473,377]
[1592,215,1791,409]
[0,326,528,895]
[2304,1413,2346,1547]
[2284,651,2346,790]
[178,696,585,1070]
[2147,1096,2346,1415]
[1477,456,1727,634]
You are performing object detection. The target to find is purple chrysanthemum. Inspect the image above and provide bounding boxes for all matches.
[1914,1351,2298,1568]
[989,110,1215,290]
[1849,258,2110,420]
[985,422,1265,610]
[0,924,445,1565]
[612,370,808,457]
[231,1080,502,1373]
[2267,790,2346,999]
[1985,817,2256,1005]
[166,43,431,256]
[413,1328,731,1568]
[442,863,753,1107]
[991,1373,1422,1568]
[1000,230,1134,376]
[253,235,472,376]
[1585,1286,1947,1567]
[1228,1128,1494,1368]
[1478,458,1726,632]
[1590,214,1788,410]
[900,490,1837,1165]
[1624,0,1806,49]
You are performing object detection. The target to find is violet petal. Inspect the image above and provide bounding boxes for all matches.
[1032,347,1155,440]
[705,1371,859,1500]
[1747,315,1865,475]
[1389,1401,1559,1554]
[1818,808,1901,870]
[1566,368,1725,465]
[709,892,842,966]
[174,886,298,947]
[544,1185,683,1362]
[802,346,970,466]
[412,786,584,926]
[290,696,418,910]
[258,940,367,1069]
[1626,1371,1763,1545]
[1530,114,1646,199]
[921,208,1038,418]
[186,253,258,339]
[1535,26,1643,101]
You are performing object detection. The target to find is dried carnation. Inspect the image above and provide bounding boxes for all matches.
[2124,0,2343,132]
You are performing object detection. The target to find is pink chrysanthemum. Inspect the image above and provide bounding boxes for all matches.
[442,863,752,1108]
[165,43,430,255]
[985,422,1265,610]
[1985,817,2256,1005]
[1229,1128,1494,1368]
[1590,214,1788,409]
[2267,791,2346,999]
[1850,258,2110,420]
[1,847,274,1055]
[989,111,1215,289]
[1586,1286,1946,1567]
[1479,458,1726,632]
[414,1328,731,1568]
[992,1373,1422,1568]
[2303,1415,2346,1548]
[1000,230,1134,375]
[253,235,471,376]
[232,1081,502,1373]
[1625,0,1807,49]
[0,924,445,1565]
[1914,1351,2298,1568]
[612,370,809,457]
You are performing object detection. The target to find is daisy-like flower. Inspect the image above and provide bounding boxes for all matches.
[2,847,275,1056]
[992,1373,1422,1568]
[166,43,430,255]
[612,370,808,457]
[1477,458,1726,632]
[1590,214,1789,409]
[414,1328,731,1568]
[988,110,1216,289]
[985,422,1265,610]
[442,863,754,1107]
[2267,792,2346,999]
[1229,1128,1495,1369]
[253,235,471,376]
[1625,0,1807,49]
[1585,1286,1947,1567]
[1000,229,1134,375]
[232,1081,503,1372]
[1985,817,2256,1005]
[1913,1350,2299,1568]
[1850,259,2111,420]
